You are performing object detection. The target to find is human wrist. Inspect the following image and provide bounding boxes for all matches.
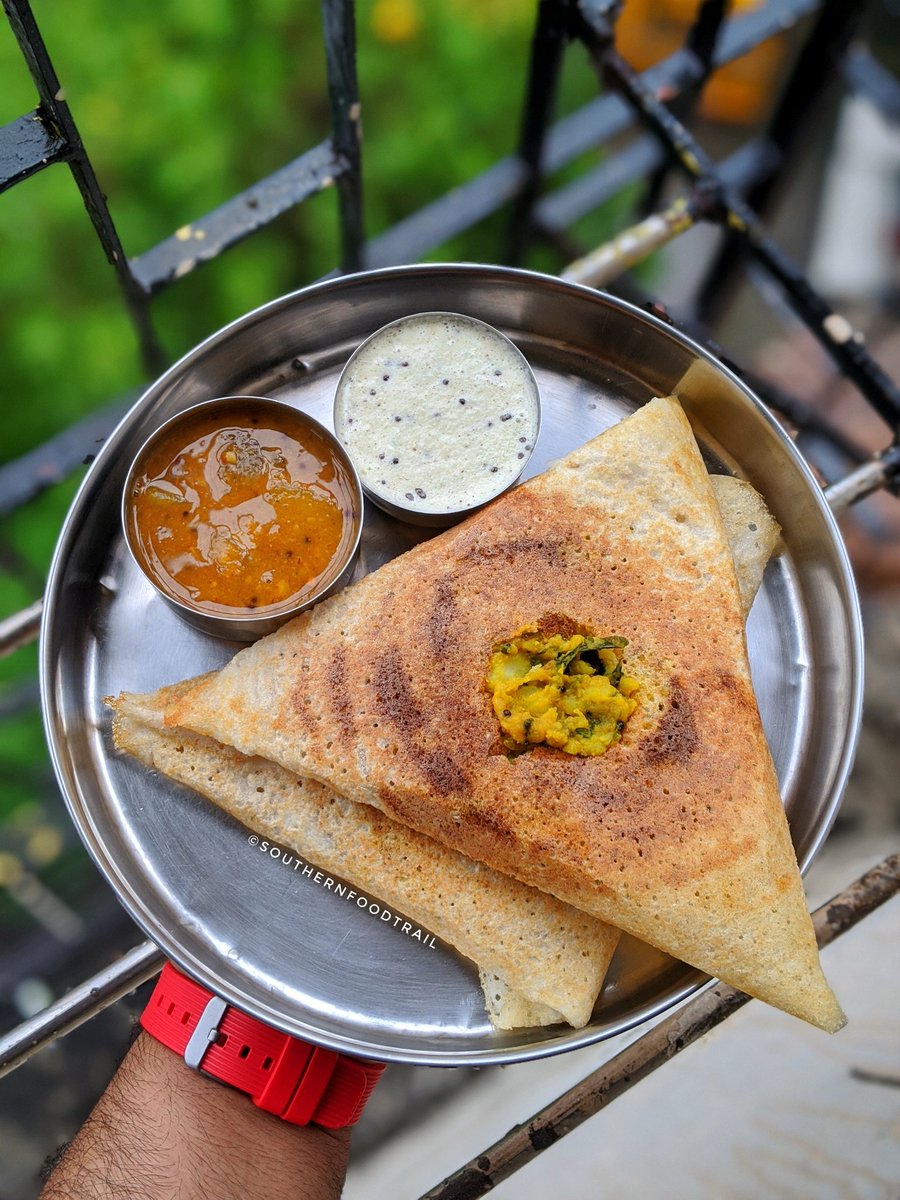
[140,963,384,1127]
[41,1032,352,1200]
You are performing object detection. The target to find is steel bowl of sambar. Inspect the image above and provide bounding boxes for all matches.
[121,395,364,641]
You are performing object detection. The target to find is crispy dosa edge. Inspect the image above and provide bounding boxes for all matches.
[479,971,562,1031]
[110,679,618,1028]
[711,475,781,617]
[164,397,843,1032]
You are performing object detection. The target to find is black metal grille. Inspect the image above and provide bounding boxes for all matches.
[2,0,898,502]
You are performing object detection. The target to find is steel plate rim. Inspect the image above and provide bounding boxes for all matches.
[39,263,864,1065]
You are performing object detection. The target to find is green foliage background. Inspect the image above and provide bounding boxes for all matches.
[0,0,615,946]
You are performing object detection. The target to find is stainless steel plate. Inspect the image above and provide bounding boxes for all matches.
[41,264,863,1066]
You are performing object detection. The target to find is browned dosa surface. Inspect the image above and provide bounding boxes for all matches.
[165,396,844,1031]
[111,679,619,1028]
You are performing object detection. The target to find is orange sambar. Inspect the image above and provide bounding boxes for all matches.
[128,401,358,615]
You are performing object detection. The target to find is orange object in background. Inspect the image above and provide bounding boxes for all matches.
[615,0,789,125]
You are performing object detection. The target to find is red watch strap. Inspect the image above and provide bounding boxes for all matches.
[141,962,384,1128]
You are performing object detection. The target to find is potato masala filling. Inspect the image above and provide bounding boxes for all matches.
[486,628,639,756]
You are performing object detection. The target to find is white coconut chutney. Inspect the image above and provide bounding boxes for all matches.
[333,312,540,521]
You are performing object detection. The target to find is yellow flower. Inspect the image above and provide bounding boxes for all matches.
[371,0,422,43]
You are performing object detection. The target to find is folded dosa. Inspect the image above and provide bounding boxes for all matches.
[111,680,618,1028]
[165,395,842,1031]
[109,472,773,1031]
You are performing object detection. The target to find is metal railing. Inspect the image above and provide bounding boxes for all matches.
[1,0,899,1193]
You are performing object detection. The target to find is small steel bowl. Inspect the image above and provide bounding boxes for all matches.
[333,311,541,527]
[122,395,364,642]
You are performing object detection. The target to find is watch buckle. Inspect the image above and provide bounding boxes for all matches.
[183,995,228,1071]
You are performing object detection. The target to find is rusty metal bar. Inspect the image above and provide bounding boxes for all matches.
[507,0,573,264]
[420,854,900,1200]
[0,109,66,192]
[0,599,42,660]
[638,0,728,219]
[561,194,701,287]
[736,368,870,466]
[0,940,164,1079]
[825,446,900,512]
[697,0,862,321]
[2,0,165,374]
[130,1,363,292]
[0,395,132,518]
[130,141,346,294]
[535,134,663,234]
[571,8,900,433]
[556,180,891,466]
[534,132,782,251]
[2,0,366,351]
[322,0,365,273]
[367,0,820,269]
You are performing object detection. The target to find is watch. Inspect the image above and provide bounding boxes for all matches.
[141,961,385,1128]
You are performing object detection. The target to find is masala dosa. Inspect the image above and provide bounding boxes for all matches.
[110,680,618,1028]
[164,395,842,1032]
[109,463,774,1031]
